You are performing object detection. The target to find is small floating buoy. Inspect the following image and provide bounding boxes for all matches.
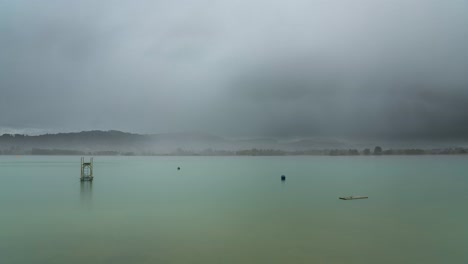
[177,167,180,170]
[281,175,286,181]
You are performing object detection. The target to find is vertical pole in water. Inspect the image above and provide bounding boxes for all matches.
[80,157,83,180]
[90,157,93,179]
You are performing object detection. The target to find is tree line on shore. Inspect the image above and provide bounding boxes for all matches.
[0,146,467,156]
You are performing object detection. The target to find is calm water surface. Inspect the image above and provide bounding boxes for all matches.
[1,155,467,263]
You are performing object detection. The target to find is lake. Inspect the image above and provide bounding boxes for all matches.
[1,155,467,263]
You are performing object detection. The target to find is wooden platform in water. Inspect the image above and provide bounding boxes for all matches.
[80,176,93,182]
[339,196,368,200]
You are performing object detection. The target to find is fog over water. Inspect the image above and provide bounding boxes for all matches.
[1,0,468,142]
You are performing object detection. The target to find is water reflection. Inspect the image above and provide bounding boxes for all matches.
[80,181,93,206]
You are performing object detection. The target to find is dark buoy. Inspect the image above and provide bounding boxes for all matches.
[281,175,286,181]
[177,167,180,170]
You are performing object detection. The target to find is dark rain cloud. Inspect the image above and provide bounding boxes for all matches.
[1,0,468,141]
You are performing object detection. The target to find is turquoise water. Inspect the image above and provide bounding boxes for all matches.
[1,155,468,264]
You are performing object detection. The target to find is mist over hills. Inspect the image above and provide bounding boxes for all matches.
[0,130,356,154]
[1,130,466,155]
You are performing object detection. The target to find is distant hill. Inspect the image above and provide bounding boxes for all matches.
[0,130,357,154]
[1,130,467,156]
[0,130,226,153]
[1,130,144,152]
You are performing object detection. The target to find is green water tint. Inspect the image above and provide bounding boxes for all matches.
[1,156,468,263]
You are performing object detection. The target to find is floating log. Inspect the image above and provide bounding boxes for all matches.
[339,196,368,200]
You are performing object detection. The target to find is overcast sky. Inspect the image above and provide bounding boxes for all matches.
[1,0,468,140]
